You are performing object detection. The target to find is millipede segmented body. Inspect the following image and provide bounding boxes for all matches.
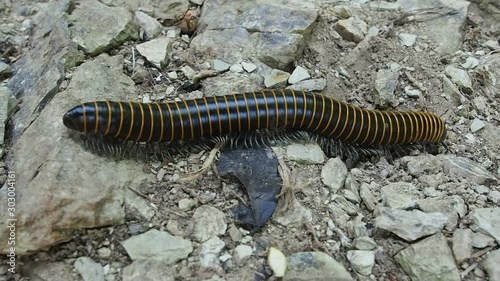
[63,90,446,152]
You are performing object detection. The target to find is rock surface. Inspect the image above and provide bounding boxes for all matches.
[284,252,353,281]
[122,260,175,281]
[135,37,173,69]
[121,229,193,264]
[192,205,227,242]
[395,233,461,281]
[74,257,104,281]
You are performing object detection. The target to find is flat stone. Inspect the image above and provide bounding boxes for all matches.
[461,57,479,69]
[136,37,173,69]
[150,0,190,22]
[321,157,348,193]
[444,65,472,93]
[233,245,253,265]
[470,208,500,244]
[439,155,498,186]
[241,61,257,73]
[484,249,500,281]
[399,33,417,46]
[200,237,225,269]
[477,54,500,89]
[472,232,496,248]
[0,55,147,255]
[286,143,325,164]
[402,155,442,176]
[404,86,421,98]
[398,0,469,55]
[335,16,368,43]
[122,260,175,281]
[229,64,244,73]
[373,69,399,108]
[178,198,196,211]
[484,40,500,50]
[286,78,326,91]
[452,228,473,264]
[69,0,138,55]
[381,182,418,209]
[417,198,460,231]
[347,250,375,276]
[167,71,178,80]
[395,233,461,281]
[471,118,486,132]
[353,236,377,250]
[121,229,193,264]
[181,65,196,80]
[489,190,500,204]
[24,262,74,281]
[191,28,305,70]
[192,205,227,242]
[74,257,104,281]
[0,87,9,148]
[329,5,352,19]
[212,59,231,72]
[375,208,448,241]
[264,69,290,88]
[359,183,378,211]
[125,189,155,220]
[284,252,353,281]
[202,73,264,97]
[288,66,311,84]
[135,11,162,40]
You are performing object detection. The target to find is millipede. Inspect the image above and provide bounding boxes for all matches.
[63,89,447,165]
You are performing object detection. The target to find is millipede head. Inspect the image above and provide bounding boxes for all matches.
[63,105,86,132]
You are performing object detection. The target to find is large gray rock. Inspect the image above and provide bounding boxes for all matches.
[0,54,148,255]
[470,208,500,244]
[335,17,368,43]
[134,11,162,40]
[381,182,418,209]
[284,252,353,281]
[321,157,348,193]
[121,229,193,263]
[192,205,227,242]
[135,37,174,69]
[201,73,264,96]
[191,28,304,70]
[373,69,399,108]
[395,233,461,281]
[199,0,317,34]
[375,208,448,241]
[7,21,82,140]
[439,155,498,186]
[23,261,74,281]
[74,257,105,281]
[397,0,470,55]
[69,0,139,55]
[452,228,473,264]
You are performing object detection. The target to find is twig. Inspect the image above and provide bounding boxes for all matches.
[460,262,477,278]
[131,47,136,75]
[128,185,149,200]
[305,222,333,256]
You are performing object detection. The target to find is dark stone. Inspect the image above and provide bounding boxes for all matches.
[218,147,280,233]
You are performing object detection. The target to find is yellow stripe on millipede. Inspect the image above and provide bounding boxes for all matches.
[320,97,334,135]
[147,103,154,142]
[382,111,393,145]
[306,93,317,130]
[105,101,112,135]
[136,103,145,142]
[421,112,430,142]
[125,102,134,141]
[114,102,124,138]
[291,90,298,127]
[299,91,307,128]
[222,96,232,133]
[407,111,415,143]
[390,111,400,144]
[233,95,242,131]
[345,105,358,142]
[430,114,439,142]
[252,92,261,129]
[361,109,372,144]
[203,98,213,136]
[165,102,175,142]
[281,90,288,128]
[398,112,408,143]
[82,103,87,133]
[242,93,251,130]
[368,110,378,146]
[261,91,270,128]
[271,90,279,128]
[313,94,326,132]
[183,100,195,139]
[94,101,99,134]
[174,102,184,140]
[156,103,164,142]
[193,99,204,137]
[337,102,350,138]
[214,96,224,134]
[328,99,342,138]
